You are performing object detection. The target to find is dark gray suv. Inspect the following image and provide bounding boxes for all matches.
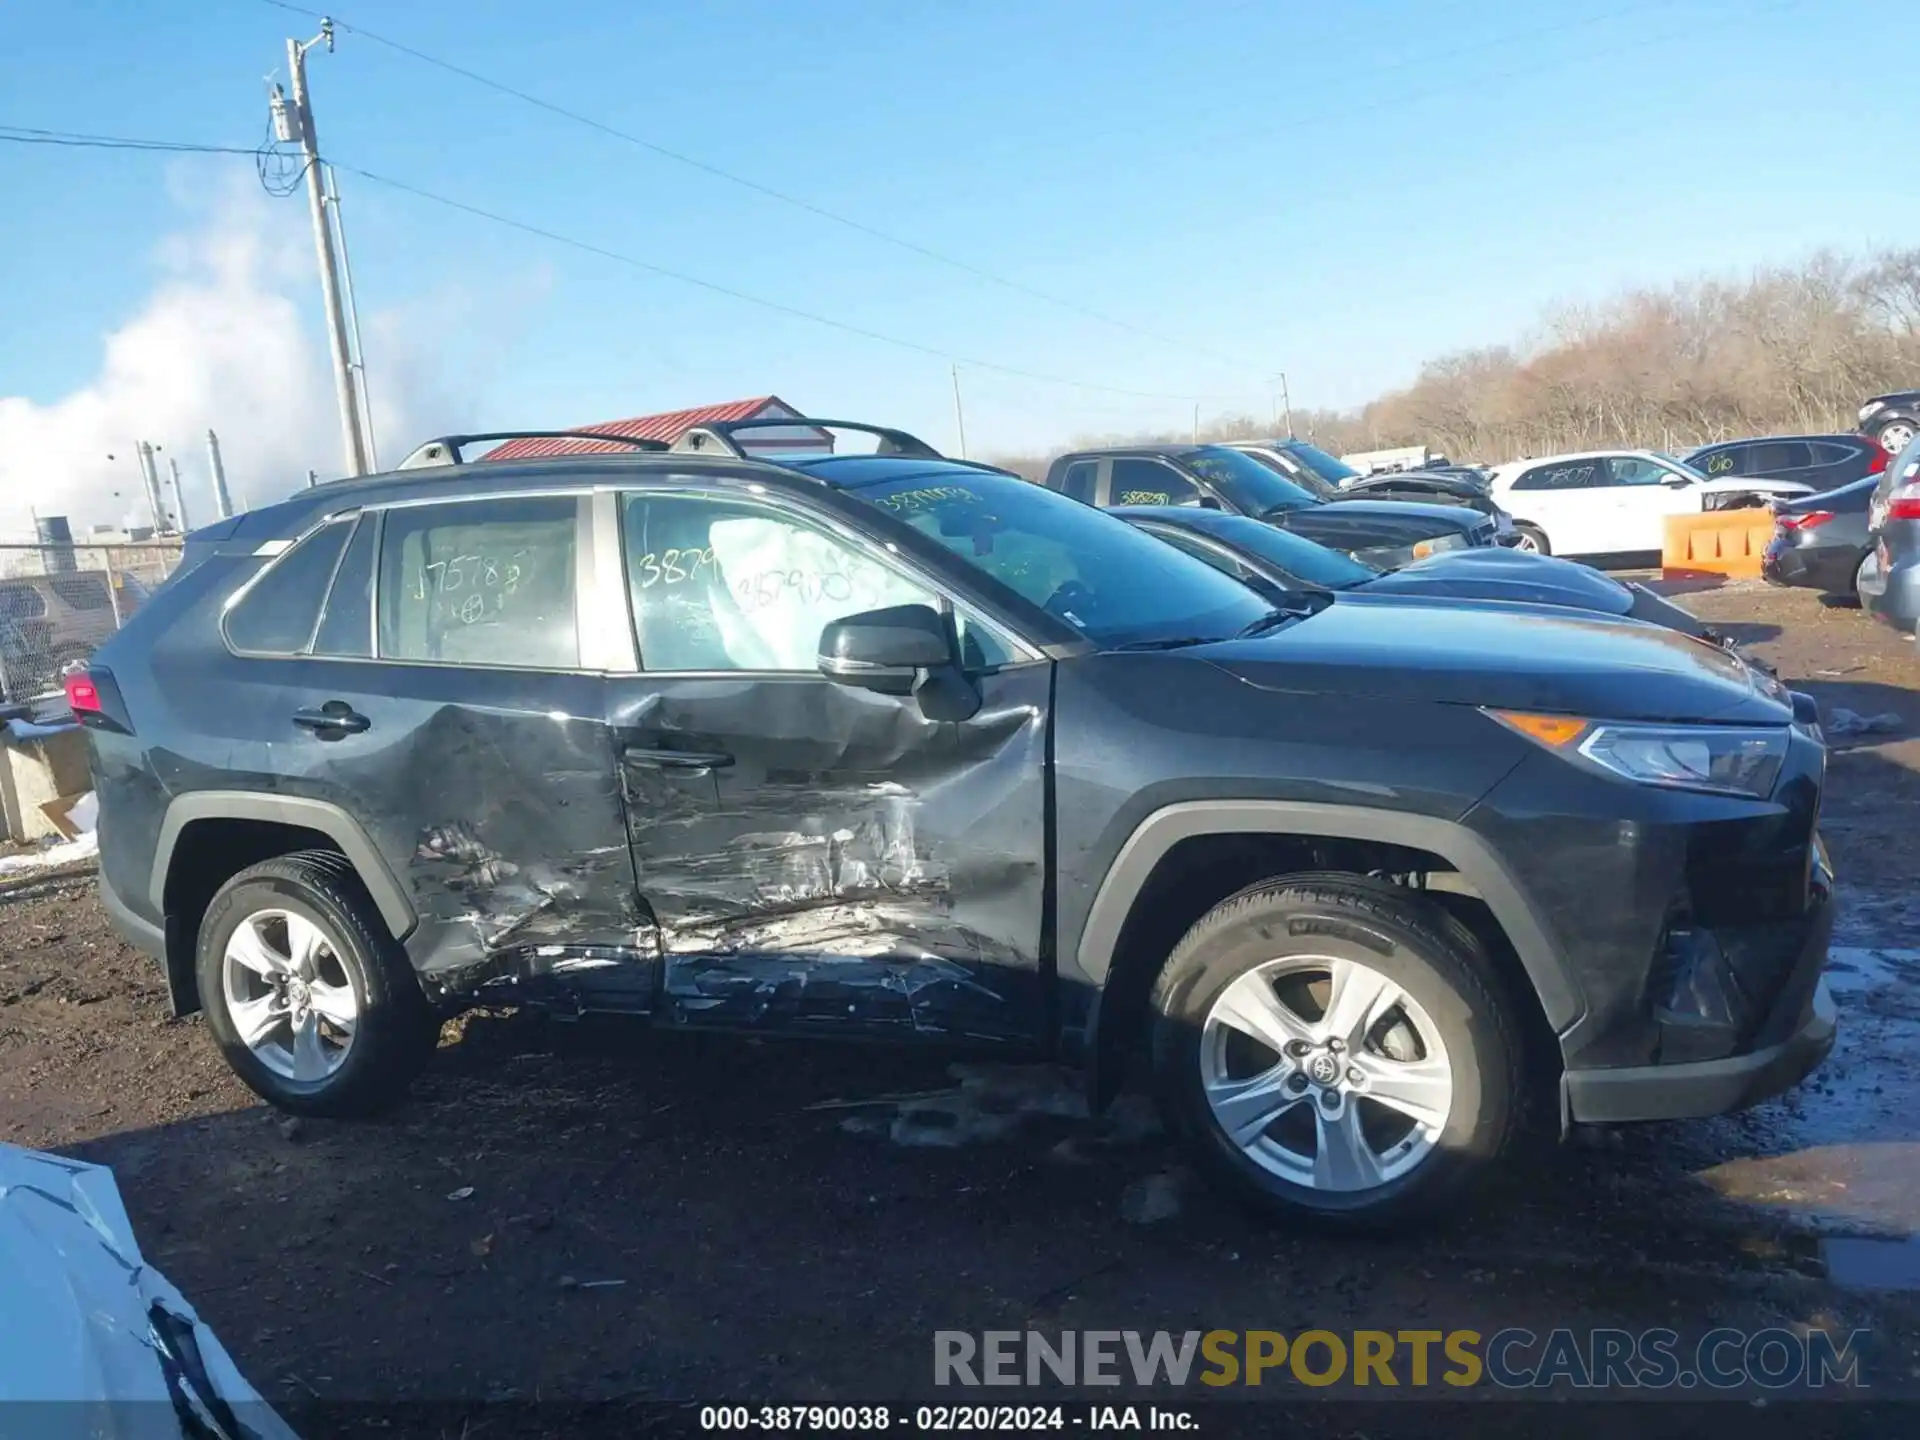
[74,420,1836,1229]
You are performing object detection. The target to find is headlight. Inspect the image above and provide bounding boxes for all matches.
[1409,533,1468,560]
[1488,710,1788,798]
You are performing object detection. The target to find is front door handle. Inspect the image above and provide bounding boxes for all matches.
[292,702,371,736]
[623,748,734,774]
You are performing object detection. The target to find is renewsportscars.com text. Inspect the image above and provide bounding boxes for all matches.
[934,1327,1868,1391]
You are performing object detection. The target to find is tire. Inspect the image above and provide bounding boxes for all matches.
[196,850,437,1117]
[1874,419,1916,456]
[1511,523,1549,555]
[1148,875,1523,1231]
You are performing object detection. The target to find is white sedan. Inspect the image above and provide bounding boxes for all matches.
[1487,450,1814,558]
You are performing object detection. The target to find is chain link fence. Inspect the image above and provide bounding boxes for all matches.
[0,541,186,704]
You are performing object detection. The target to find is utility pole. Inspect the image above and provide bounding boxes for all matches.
[1191,401,1200,444]
[206,429,235,519]
[1271,372,1295,438]
[276,19,371,477]
[325,164,379,471]
[167,457,191,534]
[950,363,969,459]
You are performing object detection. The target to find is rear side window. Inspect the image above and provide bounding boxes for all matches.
[1744,441,1812,473]
[224,521,353,655]
[376,496,580,669]
[1056,460,1097,503]
[1512,461,1602,491]
[1110,458,1200,507]
[313,514,376,658]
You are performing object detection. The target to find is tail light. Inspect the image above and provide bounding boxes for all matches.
[1867,446,1890,476]
[1778,510,1834,531]
[63,669,102,717]
[1888,480,1920,522]
[63,665,130,733]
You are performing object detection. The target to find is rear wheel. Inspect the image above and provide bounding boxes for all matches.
[1149,876,1524,1230]
[1511,523,1549,555]
[196,851,437,1117]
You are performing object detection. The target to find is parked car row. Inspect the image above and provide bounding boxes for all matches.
[80,414,1834,1234]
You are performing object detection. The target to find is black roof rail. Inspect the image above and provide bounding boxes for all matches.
[394,430,670,470]
[669,418,945,461]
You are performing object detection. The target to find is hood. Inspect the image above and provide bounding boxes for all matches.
[1356,546,1634,615]
[1279,500,1484,551]
[1199,598,1786,724]
[0,1143,299,1437]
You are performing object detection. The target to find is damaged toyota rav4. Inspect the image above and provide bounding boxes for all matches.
[77,420,1836,1228]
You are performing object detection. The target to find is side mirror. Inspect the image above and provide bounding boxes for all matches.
[1664,474,1696,488]
[817,603,980,721]
[1197,495,1223,511]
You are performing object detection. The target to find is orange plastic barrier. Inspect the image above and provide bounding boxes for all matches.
[1660,509,1776,580]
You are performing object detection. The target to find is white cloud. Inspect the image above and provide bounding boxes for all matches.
[0,166,512,542]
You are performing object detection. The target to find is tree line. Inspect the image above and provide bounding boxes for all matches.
[991,248,1920,474]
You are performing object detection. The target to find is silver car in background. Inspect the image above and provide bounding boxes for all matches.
[1860,433,1920,632]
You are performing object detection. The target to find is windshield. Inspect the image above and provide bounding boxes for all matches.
[1181,446,1320,514]
[1184,515,1379,590]
[1281,441,1362,486]
[860,470,1273,647]
[1236,448,1338,500]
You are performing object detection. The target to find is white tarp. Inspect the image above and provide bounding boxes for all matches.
[0,1143,298,1439]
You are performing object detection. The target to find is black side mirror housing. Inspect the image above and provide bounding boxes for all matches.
[817,603,981,721]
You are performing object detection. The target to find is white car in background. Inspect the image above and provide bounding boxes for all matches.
[1487,450,1815,558]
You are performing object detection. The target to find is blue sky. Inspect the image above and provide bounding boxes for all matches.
[0,0,1911,525]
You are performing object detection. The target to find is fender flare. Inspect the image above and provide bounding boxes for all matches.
[1075,800,1582,1032]
[149,791,417,939]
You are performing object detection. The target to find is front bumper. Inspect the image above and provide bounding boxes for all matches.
[1564,978,1835,1123]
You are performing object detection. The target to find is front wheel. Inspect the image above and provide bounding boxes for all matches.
[1511,523,1549,555]
[1149,877,1524,1230]
[196,851,438,1117]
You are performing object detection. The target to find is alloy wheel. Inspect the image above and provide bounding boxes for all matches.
[221,908,359,1083]
[1198,954,1453,1193]
[1880,422,1915,455]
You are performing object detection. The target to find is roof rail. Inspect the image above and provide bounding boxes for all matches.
[669,418,945,461]
[395,431,670,470]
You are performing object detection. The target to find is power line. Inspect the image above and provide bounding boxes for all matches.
[248,0,1267,376]
[0,124,1261,404]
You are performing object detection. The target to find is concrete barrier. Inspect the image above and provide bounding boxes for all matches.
[1661,509,1776,580]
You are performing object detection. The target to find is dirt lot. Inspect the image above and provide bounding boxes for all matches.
[7,580,1920,1435]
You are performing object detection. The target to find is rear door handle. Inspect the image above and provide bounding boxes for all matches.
[292,703,371,736]
[623,748,734,774]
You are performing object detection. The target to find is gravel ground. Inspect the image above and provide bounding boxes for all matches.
[5,579,1920,1436]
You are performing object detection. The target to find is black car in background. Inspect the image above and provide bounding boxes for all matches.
[1223,439,1506,517]
[1112,504,1720,642]
[1762,478,1879,601]
[1043,443,1496,566]
[1859,392,1920,457]
[1683,434,1887,494]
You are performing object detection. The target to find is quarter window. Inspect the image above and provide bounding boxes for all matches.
[376,497,580,668]
[224,520,353,655]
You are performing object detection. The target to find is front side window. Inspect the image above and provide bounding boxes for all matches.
[863,469,1271,648]
[376,496,579,668]
[622,492,944,672]
[1109,458,1200,507]
[1691,445,1743,477]
[1606,456,1669,487]
[224,520,353,655]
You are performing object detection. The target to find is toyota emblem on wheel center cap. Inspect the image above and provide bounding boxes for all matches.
[1307,1052,1340,1086]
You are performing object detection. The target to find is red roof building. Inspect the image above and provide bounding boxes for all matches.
[482,396,826,460]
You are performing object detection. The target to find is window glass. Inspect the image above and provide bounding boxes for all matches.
[1182,447,1319,512]
[1057,460,1098,503]
[313,514,376,659]
[1142,525,1259,581]
[1692,445,1743,477]
[225,521,352,655]
[623,492,937,672]
[46,574,112,610]
[0,583,48,621]
[1109,458,1200,507]
[376,497,579,668]
[1743,441,1813,473]
[865,469,1270,647]
[1605,457,1668,486]
[1514,461,1604,491]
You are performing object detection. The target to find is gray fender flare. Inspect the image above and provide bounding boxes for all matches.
[1075,800,1582,1032]
[150,792,417,939]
